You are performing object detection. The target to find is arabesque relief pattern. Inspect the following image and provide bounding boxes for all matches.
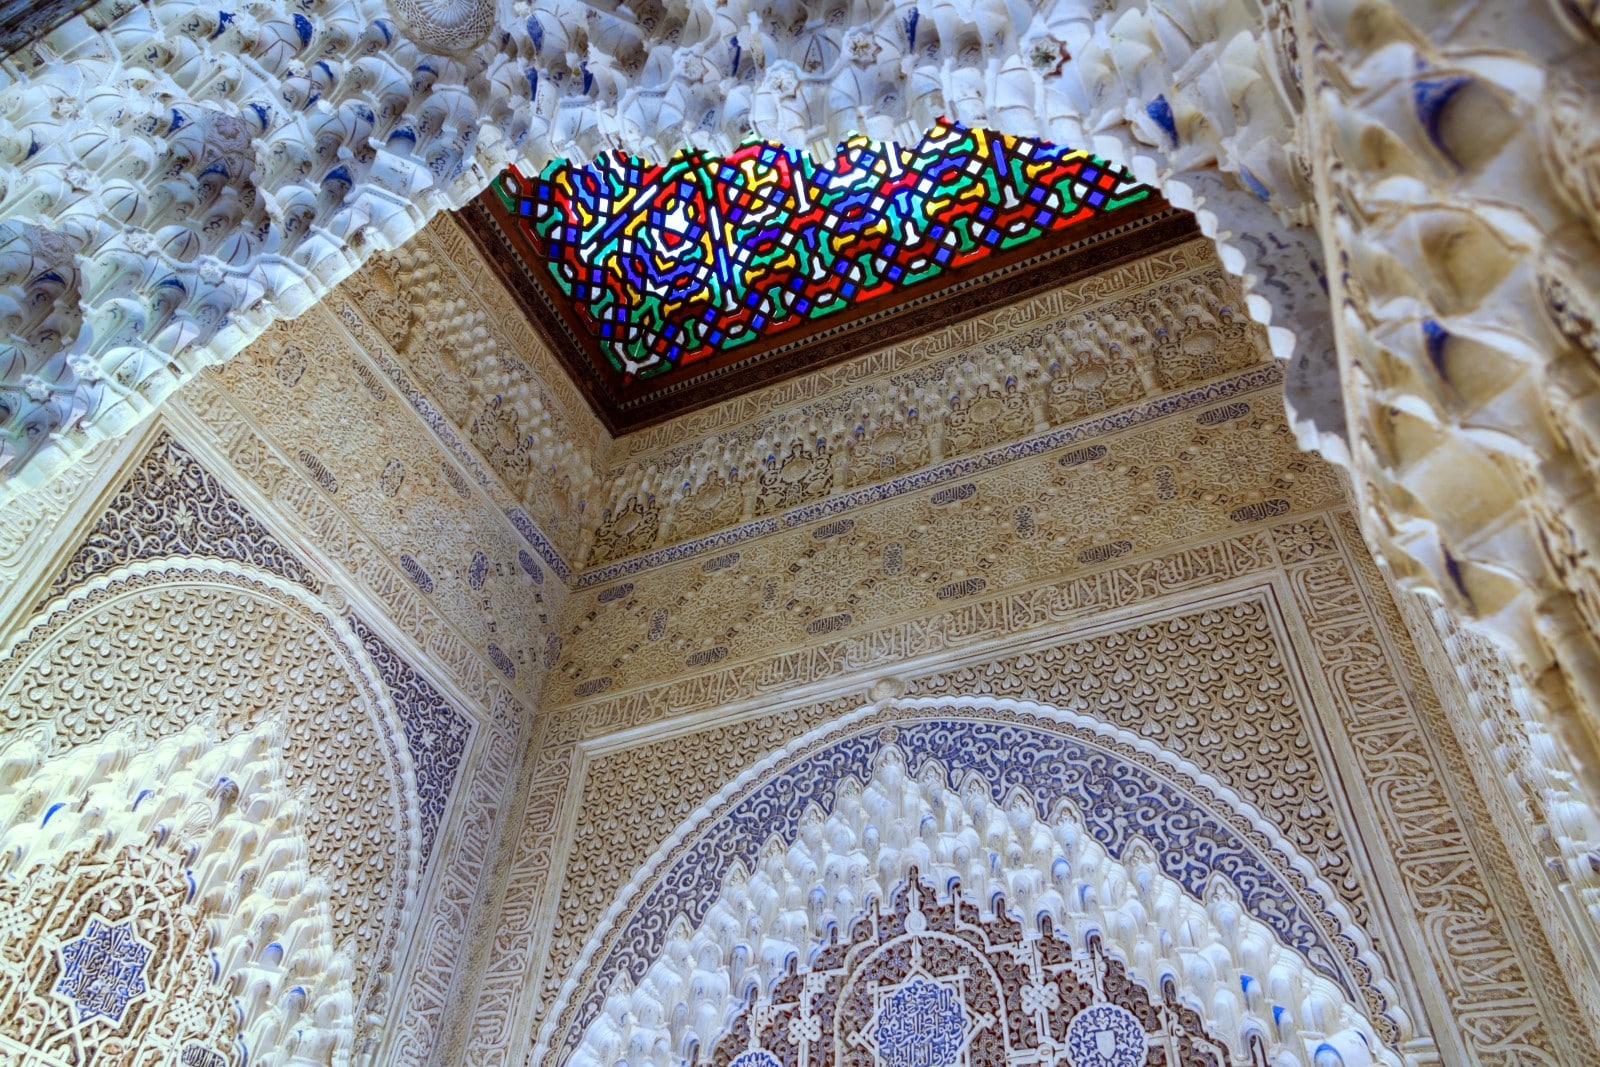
[548,380,1339,705]
[700,876,1243,1067]
[340,217,608,564]
[556,704,1408,1067]
[6,16,1600,992]
[159,342,554,1063]
[918,515,1599,1062]
[548,702,1400,1066]
[0,406,532,1065]
[0,562,418,1054]
[45,429,321,598]
[584,239,1267,568]
[493,505,1592,1067]
[199,304,560,694]
[170,372,531,721]
[1289,1,1600,998]
[535,596,1405,1055]
[0,722,344,1065]
[907,591,1365,933]
[465,695,597,1066]
[0,432,121,624]
[350,612,474,864]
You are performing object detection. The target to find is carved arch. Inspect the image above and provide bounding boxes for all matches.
[0,0,1312,498]
[540,698,1406,1067]
[0,557,429,1055]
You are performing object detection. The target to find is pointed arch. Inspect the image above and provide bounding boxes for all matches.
[539,697,1406,1066]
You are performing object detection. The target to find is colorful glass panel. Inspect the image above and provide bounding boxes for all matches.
[493,122,1150,382]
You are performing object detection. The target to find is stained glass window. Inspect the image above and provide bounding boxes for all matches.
[492,122,1150,382]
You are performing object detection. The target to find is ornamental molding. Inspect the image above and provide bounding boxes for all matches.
[606,237,1227,464]
[576,362,1283,585]
[543,383,1339,709]
[695,875,1242,1067]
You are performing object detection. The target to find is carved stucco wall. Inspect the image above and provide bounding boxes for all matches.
[489,505,1596,1067]
[548,377,1327,707]
[0,219,574,1062]
[461,236,1600,1066]
[5,189,1599,1066]
[1389,583,1600,1045]
[582,237,1269,570]
[0,0,1313,496]
[327,156,1600,1067]
[4,8,1600,947]
[335,215,610,566]
[169,278,570,1066]
[199,300,563,671]
[0,429,480,1064]
[559,703,1398,1067]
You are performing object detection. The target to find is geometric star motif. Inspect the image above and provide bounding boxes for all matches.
[55,917,152,1024]
[500,123,1150,384]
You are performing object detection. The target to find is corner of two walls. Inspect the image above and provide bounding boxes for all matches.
[7,194,1600,1066]
[0,207,604,1066]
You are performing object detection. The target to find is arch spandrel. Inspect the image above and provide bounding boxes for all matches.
[542,699,1406,1067]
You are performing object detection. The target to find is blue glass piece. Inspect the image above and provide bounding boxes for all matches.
[1412,75,1470,167]
[1145,95,1177,144]
[1240,166,1271,202]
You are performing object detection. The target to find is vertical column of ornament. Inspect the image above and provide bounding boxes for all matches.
[1024,0,1332,426]
[1293,0,1600,802]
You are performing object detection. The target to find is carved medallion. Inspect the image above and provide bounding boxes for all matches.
[55,918,152,1025]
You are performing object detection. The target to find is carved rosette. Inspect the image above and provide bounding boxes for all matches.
[386,0,497,53]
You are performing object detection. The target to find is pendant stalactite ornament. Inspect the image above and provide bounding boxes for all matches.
[703,873,1255,1067]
